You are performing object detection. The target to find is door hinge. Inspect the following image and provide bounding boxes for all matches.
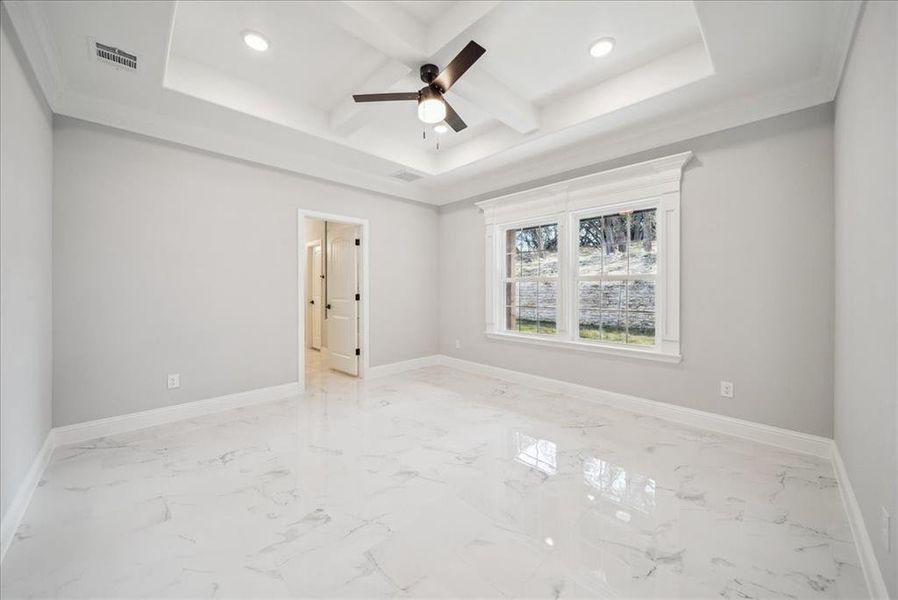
[355,348,360,356]
[355,293,360,301]
[355,238,360,246]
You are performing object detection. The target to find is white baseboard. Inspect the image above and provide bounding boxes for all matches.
[1,430,55,563]
[832,445,890,599]
[53,382,300,447]
[435,355,834,459]
[366,355,442,378]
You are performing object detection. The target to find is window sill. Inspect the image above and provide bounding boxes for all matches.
[485,331,682,363]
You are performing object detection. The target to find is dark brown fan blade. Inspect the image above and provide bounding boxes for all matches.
[352,92,418,103]
[433,41,485,92]
[443,99,467,132]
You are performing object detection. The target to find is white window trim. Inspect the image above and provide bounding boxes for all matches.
[476,151,691,363]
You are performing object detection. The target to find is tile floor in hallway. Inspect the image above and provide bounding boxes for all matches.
[0,353,867,598]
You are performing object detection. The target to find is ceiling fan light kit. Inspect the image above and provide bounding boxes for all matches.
[352,40,486,133]
[417,86,446,124]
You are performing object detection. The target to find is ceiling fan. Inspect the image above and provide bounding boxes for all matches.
[352,41,486,133]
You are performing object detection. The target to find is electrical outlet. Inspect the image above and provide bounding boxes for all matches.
[720,381,734,398]
[167,373,180,390]
[883,507,891,552]
[455,339,461,349]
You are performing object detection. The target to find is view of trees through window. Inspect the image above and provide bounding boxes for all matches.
[502,209,657,346]
[505,223,558,334]
[578,208,656,345]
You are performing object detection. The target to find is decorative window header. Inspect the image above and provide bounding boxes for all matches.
[476,152,691,362]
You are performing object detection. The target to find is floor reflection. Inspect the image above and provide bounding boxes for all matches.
[513,432,558,475]
[583,455,656,514]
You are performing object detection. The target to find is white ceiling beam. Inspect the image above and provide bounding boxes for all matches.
[448,70,540,134]
[426,1,501,56]
[327,1,428,64]
[312,0,426,136]
[318,0,540,136]
[329,60,413,135]
[427,2,539,133]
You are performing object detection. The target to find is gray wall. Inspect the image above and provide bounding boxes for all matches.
[52,118,439,426]
[0,10,53,521]
[439,104,835,437]
[833,1,897,595]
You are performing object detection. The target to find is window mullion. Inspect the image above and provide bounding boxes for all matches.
[564,212,576,342]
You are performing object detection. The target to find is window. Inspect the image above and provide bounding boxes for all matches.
[478,152,689,362]
[576,208,656,346]
[504,223,558,335]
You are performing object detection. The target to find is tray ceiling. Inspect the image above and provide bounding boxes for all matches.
[5,1,860,205]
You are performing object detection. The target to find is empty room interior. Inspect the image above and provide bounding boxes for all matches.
[1,1,896,598]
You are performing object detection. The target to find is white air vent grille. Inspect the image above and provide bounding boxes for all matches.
[94,42,137,71]
[391,170,423,182]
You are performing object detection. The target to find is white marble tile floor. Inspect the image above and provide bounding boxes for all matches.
[0,352,866,598]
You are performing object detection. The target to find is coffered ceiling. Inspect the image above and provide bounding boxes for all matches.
[4,1,860,205]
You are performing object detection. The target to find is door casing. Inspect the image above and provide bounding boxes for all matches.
[306,241,323,350]
[297,210,370,391]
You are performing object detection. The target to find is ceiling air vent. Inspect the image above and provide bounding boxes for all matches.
[93,41,137,71]
[390,170,423,183]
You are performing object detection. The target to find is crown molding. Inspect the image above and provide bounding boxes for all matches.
[820,0,864,98]
[2,0,63,109]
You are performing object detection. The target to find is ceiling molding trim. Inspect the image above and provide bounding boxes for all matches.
[55,89,433,204]
[437,41,712,174]
[820,0,864,98]
[2,0,64,109]
[160,0,179,88]
[435,76,833,206]
[689,0,717,75]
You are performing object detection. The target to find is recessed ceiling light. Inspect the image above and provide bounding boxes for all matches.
[243,31,269,52]
[589,37,615,58]
[434,124,448,134]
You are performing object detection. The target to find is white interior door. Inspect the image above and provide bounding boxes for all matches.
[326,224,359,375]
[310,244,322,350]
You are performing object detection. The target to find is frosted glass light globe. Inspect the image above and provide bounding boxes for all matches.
[417,97,446,124]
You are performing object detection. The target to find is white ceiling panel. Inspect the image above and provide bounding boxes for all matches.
[4,0,861,205]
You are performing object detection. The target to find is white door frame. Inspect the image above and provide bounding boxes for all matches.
[305,240,322,350]
[297,210,370,391]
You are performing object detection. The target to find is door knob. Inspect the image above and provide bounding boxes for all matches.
[326,304,331,309]
[309,300,315,305]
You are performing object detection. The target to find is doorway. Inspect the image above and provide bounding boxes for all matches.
[298,211,369,390]
[306,241,323,351]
